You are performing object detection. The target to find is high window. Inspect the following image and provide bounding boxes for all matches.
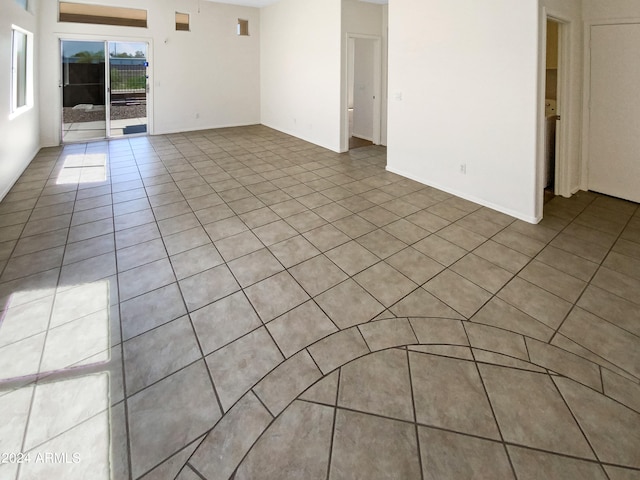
[237,19,249,36]
[58,2,147,28]
[176,12,190,31]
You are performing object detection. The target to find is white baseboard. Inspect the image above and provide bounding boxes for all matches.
[260,122,341,153]
[152,121,260,137]
[352,133,373,142]
[385,165,541,224]
[0,145,41,202]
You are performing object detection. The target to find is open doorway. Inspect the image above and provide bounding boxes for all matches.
[540,14,572,211]
[346,34,381,150]
[61,40,149,143]
[543,19,560,204]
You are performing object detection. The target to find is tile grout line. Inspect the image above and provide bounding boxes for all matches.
[462,321,520,480]
[548,194,639,345]
[405,348,426,480]
[548,373,612,480]
[324,367,341,480]
[111,139,135,480]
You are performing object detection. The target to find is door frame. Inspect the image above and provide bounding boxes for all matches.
[537,8,571,217]
[342,33,382,152]
[581,16,640,193]
[58,33,153,144]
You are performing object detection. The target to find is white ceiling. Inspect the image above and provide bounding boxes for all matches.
[206,0,387,8]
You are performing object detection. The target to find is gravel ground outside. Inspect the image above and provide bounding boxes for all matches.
[63,104,147,123]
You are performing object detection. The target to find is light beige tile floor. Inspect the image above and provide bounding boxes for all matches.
[0,125,639,480]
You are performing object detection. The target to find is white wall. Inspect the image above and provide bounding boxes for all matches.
[260,0,342,152]
[582,0,640,20]
[352,38,375,141]
[387,0,540,223]
[0,0,40,201]
[341,0,386,150]
[539,0,583,204]
[39,0,261,145]
[381,5,388,146]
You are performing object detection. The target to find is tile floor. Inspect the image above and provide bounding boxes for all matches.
[63,118,148,143]
[0,125,639,480]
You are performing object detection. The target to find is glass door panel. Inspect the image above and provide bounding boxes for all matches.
[61,40,107,142]
[108,41,148,137]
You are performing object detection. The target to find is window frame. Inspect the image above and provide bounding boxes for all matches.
[10,25,34,119]
[237,19,249,36]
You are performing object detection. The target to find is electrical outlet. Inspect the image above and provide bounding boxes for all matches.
[460,164,467,175]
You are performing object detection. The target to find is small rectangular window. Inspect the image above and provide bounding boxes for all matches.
[15,0,28,10]
[237,19,249,36]
[59,2,147,28]
[176,12,189,31]
[11,26,33,117]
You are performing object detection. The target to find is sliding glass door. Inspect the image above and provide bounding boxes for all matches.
[108,41,148,137]
[61,40,107,142]
[61,40,148,143]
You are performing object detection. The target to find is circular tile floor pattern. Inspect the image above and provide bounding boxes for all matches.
[181,317,640,480]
